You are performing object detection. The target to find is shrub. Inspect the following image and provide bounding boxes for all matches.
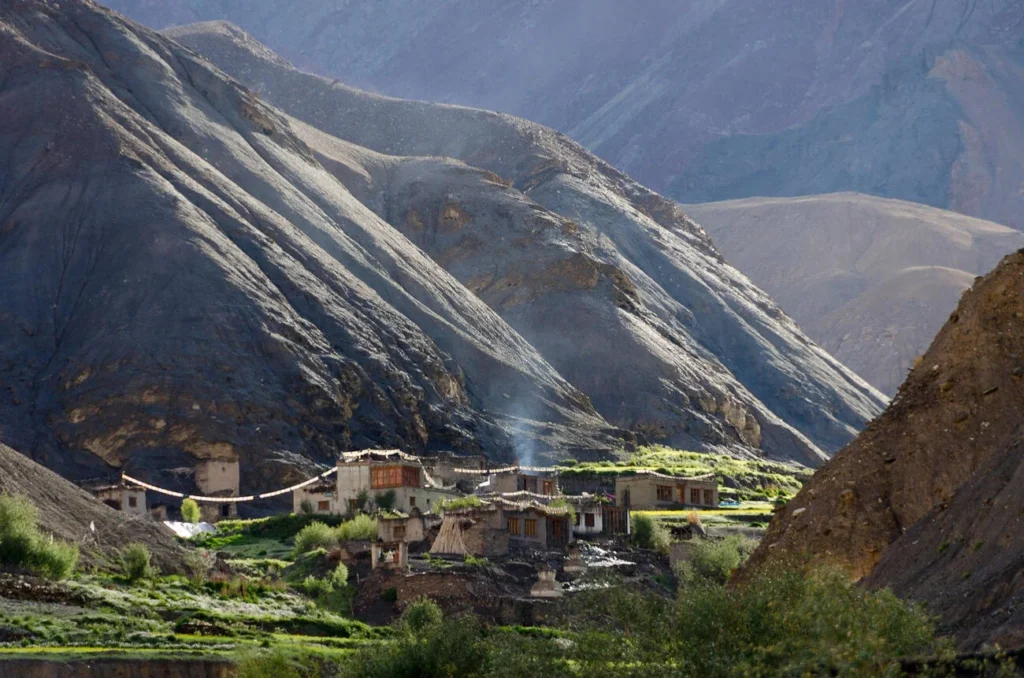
[299,499,314,516]
[374,490,397,512]
[676,535,756,586]
[180,498,201,524]
[399,597,443,634]
[631,513,670,554]
[0,494,78,580]
[119,543,155,583]
[331,562,349,587]
[354,489,370,513]
[237,647,307,678]
[302,575,334,598]
[293,521,337,555]
[336,514,377,542]
[437,496,483,512]
[342,613,487,678]
[572,566,944,677]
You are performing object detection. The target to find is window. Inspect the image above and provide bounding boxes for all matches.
[523,476,538,493]
[704,489,714,506]
[318,500,330,512]
[525,519,537,536]
[585,513,595,528]
[551,519,563,538]
[220,504,231,517]
[128,496,137,508]
[348,499,357,511]
[691,488,701,505]
[574,511,581,526]
[393,525,406,540]
[542,481,554,496]
[656,485,673,502]
[409,496,416,508]
[507,517,520,534]
[370,465,421,489]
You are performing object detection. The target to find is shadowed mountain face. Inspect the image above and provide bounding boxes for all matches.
[157,22,886,461]
[102,0,1024,230]
[0,3,882,493]
[744,248,1024,648]
[685,194,1024,395]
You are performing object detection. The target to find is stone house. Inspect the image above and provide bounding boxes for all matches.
[477,469,559,497]
[614,472,719,510]
[195,458,240,522]
[568,496,605,537]
[292,480,338,515]
[86,481,148,519]
[376,511,429,544]
[334,450,460,514]
[432,499,573,557]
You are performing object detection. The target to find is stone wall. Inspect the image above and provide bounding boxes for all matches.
[0,659,235,678]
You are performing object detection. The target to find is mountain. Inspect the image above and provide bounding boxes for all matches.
[0,2,883,494]
[684,194,1024,395]
[744,248,1024,648]
[101,0,1024,230]
[0,442,185,569]
[159,20,886,461]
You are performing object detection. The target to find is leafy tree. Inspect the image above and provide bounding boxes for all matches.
[180,498,201,524]
[374,489,397,512]
[118,542,155,583]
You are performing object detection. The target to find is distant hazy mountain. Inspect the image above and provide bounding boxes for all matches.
[103,0,1024,229]
[685,194,1024,394]
[0,3,883,494]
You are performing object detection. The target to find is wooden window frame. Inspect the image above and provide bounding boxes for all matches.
[128,496,137,508]
[317,500,330,512]
[656,485,673,502]
[507,517,520,534]
[525,518,537,537]
[704,489,714,506]
[585,512,595,528]
[690,488,701,505]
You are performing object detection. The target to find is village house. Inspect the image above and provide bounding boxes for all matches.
[86,480,148,519]
[567,495,604,537]
[195,458,240,522]
[421,452,489,487]
[614,472,719,510]
[333,450,460,514]
[292,479,338,515]
[430,498,573,557]
[476,468,560,497]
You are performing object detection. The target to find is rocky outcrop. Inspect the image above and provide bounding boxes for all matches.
[0,444,186,570]
[162,22,887,463]
[104,0,1024,229]
[685,194,1024,394]
[744,248,1024,647]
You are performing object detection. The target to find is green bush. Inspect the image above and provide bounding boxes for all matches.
[118,543,155,583]
[331,562,349,587]
[237,647,308,678]
[676,535,756,586]
[180,498,201,524]
[343,613,487,678]
[374,489,397,512]
[0,494,78,580]
[437,495,483,512]
[293,521,337,555]
[336,514,377,542]
[570,566,944,677]
[631,513,670,554]
[399,597,443,634]
[299,499,314,516]
[301,574,334,598]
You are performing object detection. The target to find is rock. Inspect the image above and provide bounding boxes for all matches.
[743,249,1024,649]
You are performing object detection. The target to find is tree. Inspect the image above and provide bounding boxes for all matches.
[181,498,201,523]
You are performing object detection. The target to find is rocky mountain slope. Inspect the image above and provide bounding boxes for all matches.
[103,0,1024,230]
[685,194,1024,394]
[163,21,886,461]
[0,443,185,569]
[745,248,1024,648]
[0,3,884,491]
